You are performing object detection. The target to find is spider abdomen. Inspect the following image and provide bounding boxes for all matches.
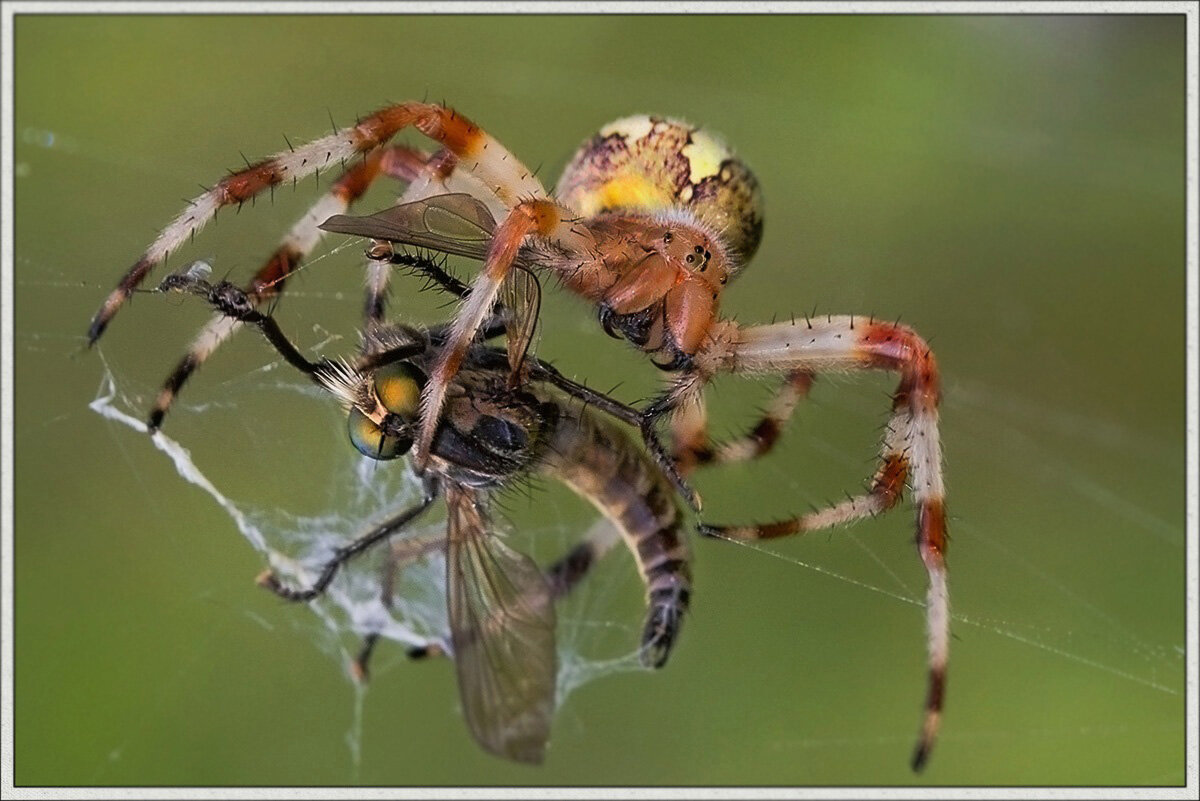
[555,115,764,266]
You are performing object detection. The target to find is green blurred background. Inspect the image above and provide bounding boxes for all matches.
[11,12,1187,788]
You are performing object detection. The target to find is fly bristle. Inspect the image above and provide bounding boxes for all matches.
[316,358,371,410]
[363,323,422,355]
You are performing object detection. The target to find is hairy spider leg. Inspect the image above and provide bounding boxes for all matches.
[669,369,816,475]
[413,197,584,469]
[147,147,398,430]
[361,146,449,329]
[88,102,547,344]
[696,315,948,773]
[362,146,492,332]
[146,140,507,431]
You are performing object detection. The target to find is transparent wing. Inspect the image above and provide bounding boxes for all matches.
[445,483,556,764]
[323,193,544,376]
[500,266,542,379]
[320,193,497,261]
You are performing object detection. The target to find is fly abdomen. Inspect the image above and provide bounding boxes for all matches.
[641,565,691,669]
[541,403,692,669]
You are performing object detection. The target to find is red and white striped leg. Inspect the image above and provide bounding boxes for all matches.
[89,103,547,343]
[703,315,948,772]
[413,198,581,468]
[672,369,815,474]
[147,137,510,430]
[146,148,398,430]
[362,146,498,331]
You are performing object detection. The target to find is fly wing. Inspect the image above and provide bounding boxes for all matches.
[500,266,542,379]
[320,193,496,261]
[444,483,556,764]
[324,193,543,381]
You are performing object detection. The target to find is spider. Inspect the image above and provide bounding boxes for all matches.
[87,103,949,770]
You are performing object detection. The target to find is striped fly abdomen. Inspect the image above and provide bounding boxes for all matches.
[539,397,692,669]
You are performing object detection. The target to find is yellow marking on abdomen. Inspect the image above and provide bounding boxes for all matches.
[579,174,674,216]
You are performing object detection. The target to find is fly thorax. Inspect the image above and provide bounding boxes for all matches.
[432,392,556,485]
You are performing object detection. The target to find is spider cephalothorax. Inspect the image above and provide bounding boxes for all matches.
[550,116,760,369]
[89,103,949,772]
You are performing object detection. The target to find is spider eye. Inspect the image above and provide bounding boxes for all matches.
[373,362,425,419]
[347,407,412,460]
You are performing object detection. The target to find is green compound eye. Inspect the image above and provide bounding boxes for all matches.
[373,362,426,419]
[347,407,412,460]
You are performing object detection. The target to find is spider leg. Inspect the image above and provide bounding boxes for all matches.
[638,372,709,511]
[144,147,419,430]
[361,146,497,334]
[361,147,443,332]
[668,391,709,474]
[670,370,815,475]
[413,198,579,471]
[146,142,497,431]
[88,102,547,343]
[697,315,947,772]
